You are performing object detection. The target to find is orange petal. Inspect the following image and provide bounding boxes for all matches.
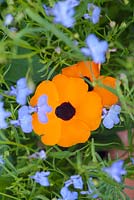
[30,80,61,145]
[62,61,100,81]
[53,74,88,107]
[52,74,69,103]
[32,111,61,145]
[94,76,118,107]
[57,118,90,147]
[76,91,102,131]
[30,80,59,108]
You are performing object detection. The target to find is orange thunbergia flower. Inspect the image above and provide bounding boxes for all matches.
[30,74,102,147]
[62,61,118,107]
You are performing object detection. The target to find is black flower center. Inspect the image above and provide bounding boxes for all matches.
[55,102,76,120]
[83,76,94,91]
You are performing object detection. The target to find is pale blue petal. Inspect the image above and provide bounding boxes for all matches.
[70,175,83,189]
[30,171,50,187]
[81,47,91,56]
[52,1,75,28]
[131,158,134,164]
[37,95,52,123]
[18,106,32,133]
[60,186,78,200]
[103,115,114,129]
[103,160,127,183]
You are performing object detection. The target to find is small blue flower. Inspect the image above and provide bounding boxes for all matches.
[37,95,52,123]
[102,160,127,183]
[102,105,121,129]
[81,177,98,199]
[83,3,101,24]
[59,186,78,200]
[4,14,14,26]
[43,4,52,16]
[0,102,11,129]
[130,157,134,164]
[30,171,50,186]
[70,175,83,189]
[0,155,4,165]
[51,0,76,28]
[10,106,32,133]
[29,150,46,160]
[9,78,33,105]
[67,0,80,7]
[81,34,108,63]
[29,95,52,124]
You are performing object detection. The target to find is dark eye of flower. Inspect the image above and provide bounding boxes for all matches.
[55,102,76,120]
[83,76,94,91]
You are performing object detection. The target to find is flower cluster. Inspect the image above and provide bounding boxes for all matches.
[83,3,101,24]
[58,175,98,199]
[103,160,127,183]
[0,2,121,148]
[0,60,121,147]
[43,0,80,28]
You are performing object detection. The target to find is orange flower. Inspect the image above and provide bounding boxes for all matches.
[30,74,102,147]
[62,61,118,107]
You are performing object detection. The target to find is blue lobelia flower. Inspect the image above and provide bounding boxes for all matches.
[28,150,46,160]
[70,175,83,189]
[4,13,14,26]
[130,157,134,164]
[83,3,101,24]
[67,0,80,7]
[51,0,78,28]
[59,186,78,200]
[81,34,108,63]
[9,78,33,105]
[29,94,52,124]
[0,155,4,165]
[102,104,121,129]
[10,106,32,133]
[80,177,98,199]
[37,95,52,123]
[30,171,50,186]
[0,102,11,129]
[43,4,53,16]
[102,160,127,183]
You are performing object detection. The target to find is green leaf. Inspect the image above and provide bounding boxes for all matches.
[25,8,84,60]
[5,47,45,84]
[49,151,72,159]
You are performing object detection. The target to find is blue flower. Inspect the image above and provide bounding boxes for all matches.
[4,14,13,26]
[59,186,78,200]
[0,102,11,129]
[70,175,83,189]
[9,78,33,105]
[102,104,121,129]
[83,3,101,24]
[10,106,32,133]
[81,34,108,63]
[80,177,98,199]
[29,150,46,160]
[64,174,83,190]
[29,94,52,123]
[102,160,127,183]
[43,4,52,16]
[37,95,52,123]
[0,155,4,165]
[30,171,50,186]
[130,157,134,164]
[67,0,80,7]
[51,0,77,28]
